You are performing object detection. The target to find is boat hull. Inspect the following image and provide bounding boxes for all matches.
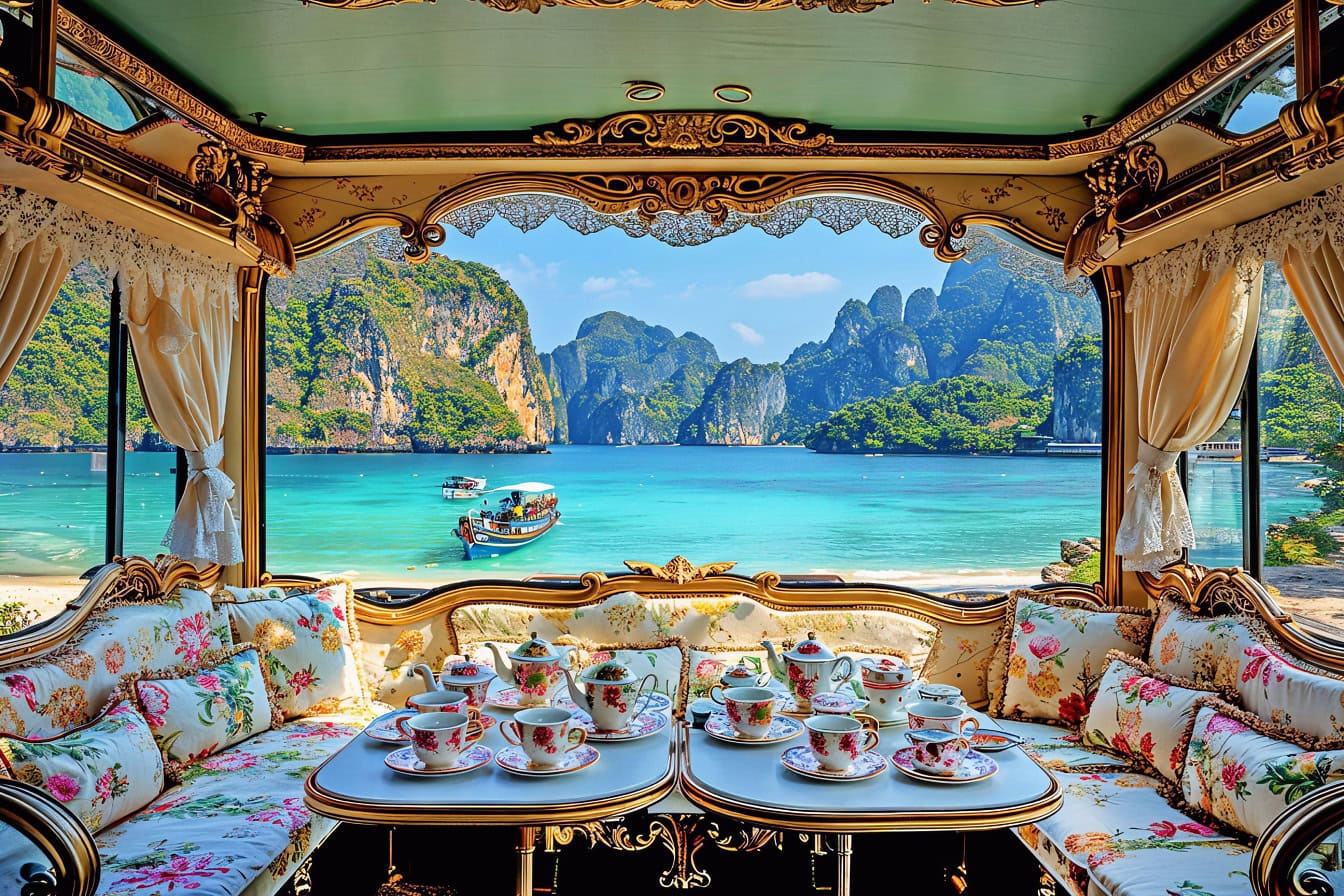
[442,488,487,500]
[455,512,559,559]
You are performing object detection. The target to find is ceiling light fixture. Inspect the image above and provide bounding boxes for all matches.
[624,81,665,103]
[713,85,752,105]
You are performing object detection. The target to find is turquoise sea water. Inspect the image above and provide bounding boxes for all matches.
[0,447,1326,586]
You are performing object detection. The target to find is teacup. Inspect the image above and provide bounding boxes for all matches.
[915,683,964,705]
[708,686,776,739]
[501,707,587,767]
[408,688,482,724]
[905,728,973,775]
[805,714,880,772]
[906,701,978,737]
[395,711,483,769]
[860,678,918,723]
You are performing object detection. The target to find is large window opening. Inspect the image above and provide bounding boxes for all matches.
[263,202,1104,591]
[0,264,174,625]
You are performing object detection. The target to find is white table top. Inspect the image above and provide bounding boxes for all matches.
[677,714,1062,833]
[304,710,677,826]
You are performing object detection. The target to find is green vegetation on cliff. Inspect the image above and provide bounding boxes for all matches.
[804,375,1051,454]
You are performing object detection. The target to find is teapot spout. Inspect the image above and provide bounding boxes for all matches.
[562,668,591,713]
[484,642,515,685]
[409,663,441,693]
[760,640,785,680]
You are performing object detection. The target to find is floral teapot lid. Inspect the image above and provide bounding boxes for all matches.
[510,632,562,663]
[785,632,835,661]
[581,659,633,683]
[441,660,497,685]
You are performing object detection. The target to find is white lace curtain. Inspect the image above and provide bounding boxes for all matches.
[1118,183,1344,572]
[0,186,242,566]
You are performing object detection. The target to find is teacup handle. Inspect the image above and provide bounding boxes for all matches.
[564,727,587,753]
[832,656,855,682]
[708,685,726,705]
[858,728,880,754]
[959,717,978,737]
[633,674,658,715]
[464,719,485,744]
[501,721,523,747]
[395,714,415,740]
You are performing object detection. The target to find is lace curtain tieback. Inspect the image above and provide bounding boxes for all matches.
[1115,439,1193,573]
[185,439,235,534]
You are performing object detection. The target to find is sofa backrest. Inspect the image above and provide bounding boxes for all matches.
[1140,565,1344,738]
[0,557,226,739]
[343,556,1107,711]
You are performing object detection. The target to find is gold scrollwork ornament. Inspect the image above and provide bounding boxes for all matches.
[624,556,737,584]
[533,111,834,151]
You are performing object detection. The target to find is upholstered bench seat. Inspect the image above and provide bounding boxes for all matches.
[93,712,368,896]
[989,720,1128,773]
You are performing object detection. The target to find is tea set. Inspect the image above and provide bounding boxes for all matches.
[698,632,1020,783]
[373,633,675,777]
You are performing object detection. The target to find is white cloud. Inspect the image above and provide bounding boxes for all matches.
[742,271,841,299]
[730,322,765,346]
[582,276,619,294]
[499,254,560,291]
[677,283,699,300]
[582,269,653,295]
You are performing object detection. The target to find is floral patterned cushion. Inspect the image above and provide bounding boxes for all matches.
[1180,698,1344,838]
[1081,652,1233,783]
[214,581,367,720]
[0,587,232,739]
[94,712,368,896]
[1150,599,1344,739]
[686,650,773,701]
[990,719,1128,772]
[125,645,280,781]
[994,593,1153,725]
[1023,771,1233,894]
[0,699,163,833]
[1087,839,1254,896]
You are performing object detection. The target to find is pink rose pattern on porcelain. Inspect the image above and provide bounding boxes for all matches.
[515,660,563,705]
[892,747,998,782]
[724,698,774,737]
[781,745,887,780]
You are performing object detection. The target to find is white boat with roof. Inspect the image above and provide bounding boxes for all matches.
[441,475,488,499]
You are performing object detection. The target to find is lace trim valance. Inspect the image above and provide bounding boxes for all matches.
[1130,183,1344,313]
[0,186,238,318]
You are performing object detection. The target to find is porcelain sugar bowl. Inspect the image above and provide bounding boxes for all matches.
[564,659,657,732]
[762,632,854,714]
[439,658,499,707]
[485,633,566,707]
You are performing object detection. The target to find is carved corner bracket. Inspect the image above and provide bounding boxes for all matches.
[533,111,833,152]
[1063,142,1165,278]
[188,141,295,276]
[1276,83,1344,179]
[0,87,83,182]
[624,557,738,584]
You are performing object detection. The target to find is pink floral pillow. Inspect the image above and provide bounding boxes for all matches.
[0,699,163,832]
[124,645,280,782]
[994,592,1153,725]
[1080,651,1234,782]
[1179,697,1344,838]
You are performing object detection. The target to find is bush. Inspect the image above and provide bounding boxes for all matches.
[1265,517,1339,566]
[0,601,37,637]
[1067,553,1101,585]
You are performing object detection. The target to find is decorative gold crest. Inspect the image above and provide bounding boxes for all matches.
[624,556,738,584]
[533,112,833,152]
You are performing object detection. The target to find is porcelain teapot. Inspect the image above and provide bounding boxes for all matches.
[485,633,567,707]
[439,658,498,707]
[761,632,854,713]
[719,661,770,690]
[563,660,657,732]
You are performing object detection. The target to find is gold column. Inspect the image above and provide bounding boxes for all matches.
[1294,0,1321,98]
[223,268,265,587]
[1099,266,1129,605]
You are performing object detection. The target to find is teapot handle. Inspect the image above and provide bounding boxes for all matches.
[832,656,855,682]
[633,673,658,716]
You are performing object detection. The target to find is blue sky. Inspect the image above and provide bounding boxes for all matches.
[434,217,953,364]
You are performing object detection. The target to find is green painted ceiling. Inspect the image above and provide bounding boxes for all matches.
[74,0,1270,139]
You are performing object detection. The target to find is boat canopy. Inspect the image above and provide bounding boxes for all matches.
[488,482,555,495]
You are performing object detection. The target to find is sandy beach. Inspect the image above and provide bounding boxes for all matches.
[0,574,86,624]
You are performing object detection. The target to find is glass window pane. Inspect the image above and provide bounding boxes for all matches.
[1187,409,1245,568]
[265,225,1100,591]
[1258,264,1344,637]
[0,263,109,625]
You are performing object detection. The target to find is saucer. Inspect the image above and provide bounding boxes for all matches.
[874,713,909,728]
[890,748,998,783]
[494,744,600,776]
[384,745,492,776]
[574,710,668,742]
[810,691,870,715]
[704,713,803,745]
[780,745,887,782]
[968,729,1025,753]
[486,688,671,714]
[367,711,495,743]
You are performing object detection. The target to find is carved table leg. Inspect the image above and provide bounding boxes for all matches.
[835,834,853,896]
[518,827,539,896]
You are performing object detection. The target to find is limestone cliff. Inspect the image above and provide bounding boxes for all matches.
[679,359,786,445]
[266,236,553,450]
